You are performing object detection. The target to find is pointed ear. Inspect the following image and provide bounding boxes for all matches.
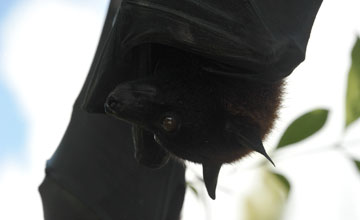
[225,116,275,166]
[202,163,222,200]
[132,125,170,169]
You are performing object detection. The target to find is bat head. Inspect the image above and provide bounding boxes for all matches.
[104,69,225,162]
[104,59,275,199]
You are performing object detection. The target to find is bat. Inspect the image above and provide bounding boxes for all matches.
[104,48,283,199]
[40,0,322,219]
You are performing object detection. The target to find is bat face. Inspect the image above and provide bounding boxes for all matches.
[105,72,230,164]
[104,58,280,199]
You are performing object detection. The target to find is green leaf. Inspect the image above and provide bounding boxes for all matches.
[346,37,360,128]
[186,182,199,197]
[243,169,291,220]
[354,160,360,172]
[271,172,291,196]
[276,109,329,149]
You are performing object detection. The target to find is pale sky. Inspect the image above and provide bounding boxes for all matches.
[0,0,360,220]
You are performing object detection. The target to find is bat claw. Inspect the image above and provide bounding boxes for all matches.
[251,142,275,167]
[202,163,222,200]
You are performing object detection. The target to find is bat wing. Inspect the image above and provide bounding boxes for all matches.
[79,0,322,113]
[40,2,186,219]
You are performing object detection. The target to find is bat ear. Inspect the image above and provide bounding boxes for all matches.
[132,125,170,169]
[225,116,275,166]
[202,162,222,200]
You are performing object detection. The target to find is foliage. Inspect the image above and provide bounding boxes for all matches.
[276,109,329,149]
[244,170,290,220]
[186,181,199,197]
[354,160,360,172]
[346,37,360,128]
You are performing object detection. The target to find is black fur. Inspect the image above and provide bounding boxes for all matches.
[104,50,283,199]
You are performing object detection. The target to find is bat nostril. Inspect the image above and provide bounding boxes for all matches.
[108,97,118,109]
[105,96,121,113]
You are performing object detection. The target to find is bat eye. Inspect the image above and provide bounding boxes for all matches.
[161,115,179,132]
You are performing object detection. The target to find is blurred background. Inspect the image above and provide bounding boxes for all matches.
[0,0,360,219]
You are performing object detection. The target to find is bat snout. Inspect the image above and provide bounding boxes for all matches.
[104,95,124,115]
[105,81,158,114]
[104,81,161,128]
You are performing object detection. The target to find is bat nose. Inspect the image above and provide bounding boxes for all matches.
[104,80,159,119]
[104,95,123,114]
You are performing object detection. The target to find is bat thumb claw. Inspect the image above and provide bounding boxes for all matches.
[202,163,222,200]
[250,142,275,167]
